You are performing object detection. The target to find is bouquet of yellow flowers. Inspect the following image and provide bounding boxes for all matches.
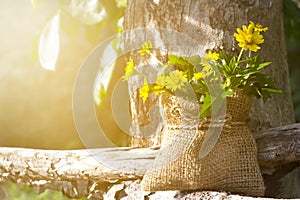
[124,22,276,195]
[123,21,281,117]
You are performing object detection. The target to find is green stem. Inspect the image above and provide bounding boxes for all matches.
[237,48,244,63]
[234,48,244,72]
[248,50,251,58]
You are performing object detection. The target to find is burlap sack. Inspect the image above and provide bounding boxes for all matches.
[141,92,265,196]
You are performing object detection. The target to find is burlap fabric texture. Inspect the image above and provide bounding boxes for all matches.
[141,92,265,196]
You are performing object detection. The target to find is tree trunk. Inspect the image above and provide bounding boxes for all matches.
[124,0,295,146]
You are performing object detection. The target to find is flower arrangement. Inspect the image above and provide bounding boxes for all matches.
[123,21,281,117]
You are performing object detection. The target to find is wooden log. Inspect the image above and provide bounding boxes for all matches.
[0,123,299,199]
[0,147,157,198]
[254,123,300,174]
[103,180,300,200]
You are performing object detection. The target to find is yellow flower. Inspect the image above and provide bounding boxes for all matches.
[200,50,218,71]
[165,70,188,92]
[249,21,268,32]
[139,41,153,56]
[200,55,214,78]
[207,50,219,60]
[122,58,137,80]
[234,25,264,52]
[139,79,150,103]
[156,75,166,86]
[193,72,203,80]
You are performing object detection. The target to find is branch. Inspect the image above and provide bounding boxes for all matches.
[0,123,299,199]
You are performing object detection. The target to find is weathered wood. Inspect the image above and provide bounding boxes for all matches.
[0,147,157,198]
[254,123,300,174]
[104,180,300,200]
[0,123,299,199]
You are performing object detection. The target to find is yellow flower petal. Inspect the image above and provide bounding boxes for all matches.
[193,72,203,80]
[234,23,265,52]
[207,50,219,60]
[139,79,150,103]
[123,58,137,80]
[249,21,268,32]
[165,70,187,92]
[139,41,153,56]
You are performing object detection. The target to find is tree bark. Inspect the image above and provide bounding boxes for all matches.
[0,124,299,198]
[124,0,295,146]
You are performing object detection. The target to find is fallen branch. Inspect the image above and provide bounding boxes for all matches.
[0,123,299,199]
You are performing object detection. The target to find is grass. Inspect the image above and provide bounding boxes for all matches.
[0,181,87,200]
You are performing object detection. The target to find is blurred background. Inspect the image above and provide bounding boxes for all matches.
[0,0,127,150]
[285,0,300,123]
[0,0,299,199]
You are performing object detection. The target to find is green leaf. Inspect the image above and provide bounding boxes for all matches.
[259,89,271,102]
[168,55,194,69]
[200,94,214,117]
[167,55,197,80]
[219,51,232,64]
[228,56,237,73]
[230,76,244,88]
[191,81,209,96]
[262,87,282,94]
[242,70,260,79]
[225,89,234,97]
[258,62,272,70]
[186,55,202,66]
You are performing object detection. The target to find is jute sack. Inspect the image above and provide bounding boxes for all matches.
[141,92,265,196]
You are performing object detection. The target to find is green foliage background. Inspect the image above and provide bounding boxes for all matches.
[284,0,300,122]
[0,182,86,200]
